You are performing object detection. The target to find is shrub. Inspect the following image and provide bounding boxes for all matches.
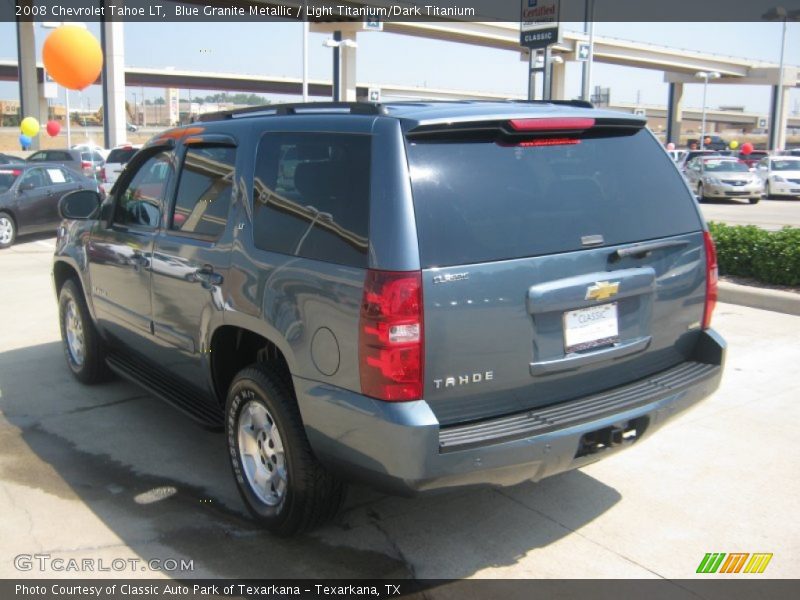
[708,222,800,286]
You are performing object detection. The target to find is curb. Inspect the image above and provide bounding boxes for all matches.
[718,281,800,316]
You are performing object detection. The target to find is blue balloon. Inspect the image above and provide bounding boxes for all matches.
[19,133,32,148]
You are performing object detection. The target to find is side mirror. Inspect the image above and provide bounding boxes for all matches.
[59,189,101,220]
[18,182,35,193]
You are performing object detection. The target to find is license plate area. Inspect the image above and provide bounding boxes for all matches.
[563,302,619,353]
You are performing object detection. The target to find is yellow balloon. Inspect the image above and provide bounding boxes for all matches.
[729,140,739,150]
[20,117,40,137]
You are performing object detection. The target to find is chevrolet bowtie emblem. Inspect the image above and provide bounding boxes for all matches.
[585,281,620,301]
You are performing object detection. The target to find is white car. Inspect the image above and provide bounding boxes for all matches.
[71,143,109,160]
[684,156,763,204]
[100,144,141,193]
[755,156,800,198]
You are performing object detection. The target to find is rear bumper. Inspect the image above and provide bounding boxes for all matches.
[294,329,725,496]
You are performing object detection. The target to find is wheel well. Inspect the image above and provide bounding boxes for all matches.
[210,326,293,406]
[53,261,81,296]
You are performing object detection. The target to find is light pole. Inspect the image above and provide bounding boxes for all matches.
[695,71,720,150]
[323,38,358,102]
[763,6,800,151]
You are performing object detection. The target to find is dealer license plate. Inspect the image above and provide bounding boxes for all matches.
[564,303,619,353]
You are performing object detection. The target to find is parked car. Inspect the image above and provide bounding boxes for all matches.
[738,150,769,168]
[755,156,800,198]
[101,144,142,193]
[53,101,725,535]
[72,143,110,160]
[0,153,18,164]
[684,156,763,204]
[28,148,105,180]
[0,162,98,248]
[677,149,721,173]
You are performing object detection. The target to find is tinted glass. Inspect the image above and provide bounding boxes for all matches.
[772,159,800,171]
[114,151,172,229]
[50,151,73,161]
[0,168,20,193]
[253,132,370,267]
[107,148,138,164]
[407,128,702,268]
[27,152,47,161]
[704,160,748,172]
[171,146,235,238]
[19,167,51,189]
[81,152,104,163]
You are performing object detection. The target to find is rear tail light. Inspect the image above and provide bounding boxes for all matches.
[81,161,92,170]
[12,169,22,177]
[359,270,423,401]
[702,231,718,330]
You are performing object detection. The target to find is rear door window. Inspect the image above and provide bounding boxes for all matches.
[107,148,138,164]
[406,128,702,268]
[252,132,370,268]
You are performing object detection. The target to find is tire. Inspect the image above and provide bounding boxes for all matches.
[225,363,345,536]
[696,184,705,203]
[0,211,16,249]
[58,279,111,384]
[749,197,760,205]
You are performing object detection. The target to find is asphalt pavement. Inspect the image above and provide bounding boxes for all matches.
[699,196,800,229]
[0,237,798,581]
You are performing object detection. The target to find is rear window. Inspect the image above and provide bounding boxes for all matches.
[252,132,370,268]
[107,148,138,164]
[81,152,104,163]
[0,168,21,193]
[407,128,702,268]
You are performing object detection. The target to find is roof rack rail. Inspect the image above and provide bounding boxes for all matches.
[505,99,595,109]
[198,101,387,122]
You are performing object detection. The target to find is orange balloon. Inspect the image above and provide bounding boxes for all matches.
[42,26,103,91]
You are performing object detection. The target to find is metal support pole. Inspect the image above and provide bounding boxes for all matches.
[700,77,708,150]
[769,18,788,151]
[302,22,309,102]
[581,0,595,102]
[332,30,341,102]
[65,89,72,147]
[542,46,552,101]
[527,51,536,101]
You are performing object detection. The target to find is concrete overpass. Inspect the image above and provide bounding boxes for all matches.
[10,17,799,149]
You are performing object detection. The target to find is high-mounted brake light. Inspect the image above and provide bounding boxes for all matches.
[359,270,424,401]
[508,117,595,132]
[516,138,581,147]
[702,231,718,330]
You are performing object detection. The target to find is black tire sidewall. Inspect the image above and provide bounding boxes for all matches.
[225,372,295,525]
[0,212,15,249]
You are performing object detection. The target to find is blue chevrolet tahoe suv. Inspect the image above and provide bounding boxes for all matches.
[53,101,725,535]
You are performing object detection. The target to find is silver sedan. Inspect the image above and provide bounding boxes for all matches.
[684,157,764,205]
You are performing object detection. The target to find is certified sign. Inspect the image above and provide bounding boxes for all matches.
[520,0,561,49]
